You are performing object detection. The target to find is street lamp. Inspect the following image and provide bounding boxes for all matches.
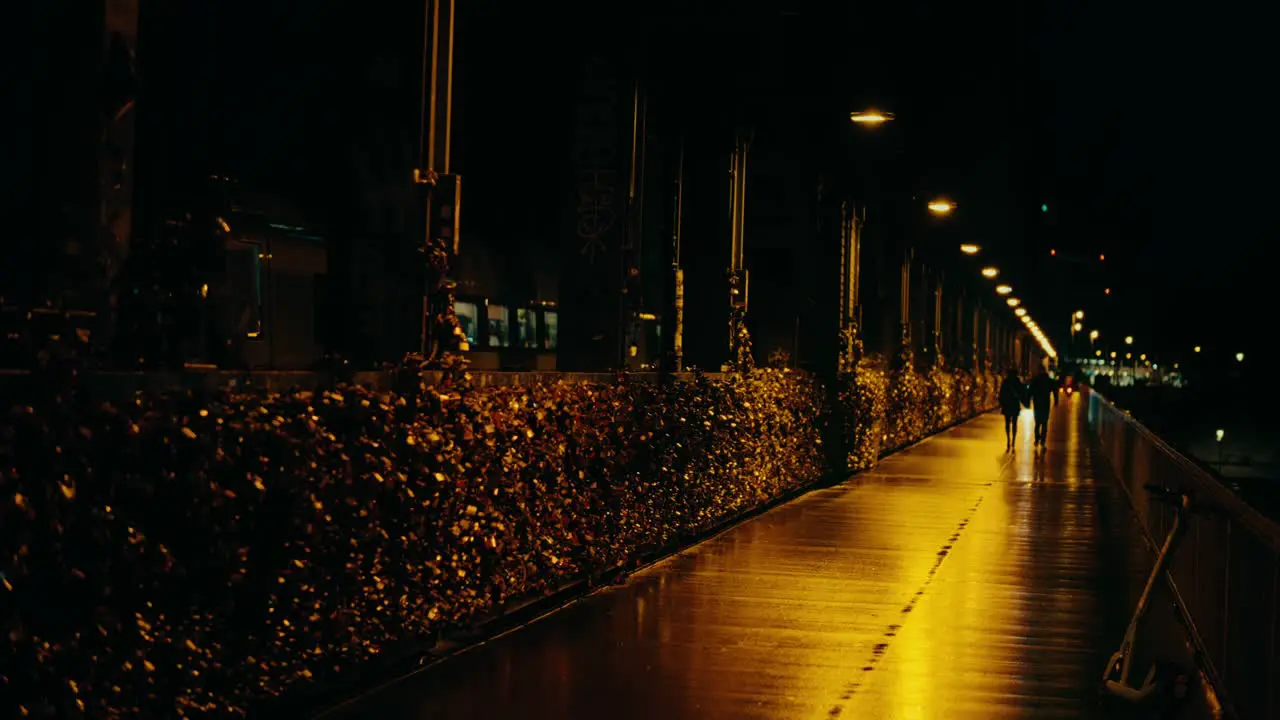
[995,284,1012,295]
[1125,336,1134,345]
[1194,346,1202,353]
[850,110,894,125]
[1073,322,1083,332]
[1006,297,1020,307]
[1237,352,1245,362]
[1075,310,1085,320]
[981,266,999,278]
[929,199,957,215]
[1014,307,1027,317]
[959,243,980,254]
[1090,330,1099,341]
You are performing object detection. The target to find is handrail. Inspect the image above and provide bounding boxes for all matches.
[1088,390,1280,720]
[1093,392,1280,552]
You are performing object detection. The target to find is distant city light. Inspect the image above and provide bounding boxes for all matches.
[1099,254,1106,261]
[1194,346,1201,353]
[1095,350,1102,357]
[929,199,956,215]
[1216,429,1225,442]
[959,243,979,254]
[1105,288,1112,295]
[981,266,999,278]
[1050,248,1057,256]
[996,284,1013,295]
[1110,351,1117,359]
[1125,336,1134,345]
[1014,307,1027,317]
[1073,322,1083,332]
[1090,329,1099,340]
[1236,352,1245,362]
[1041,204,1049,212]
[1006,297,1021,307]
[1075,310,1085,320]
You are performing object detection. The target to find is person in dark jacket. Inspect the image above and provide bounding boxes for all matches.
[1028,366,1060,448]
[998,367,1027,449]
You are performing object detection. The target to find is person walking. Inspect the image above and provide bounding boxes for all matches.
[1028,365,1060,449]
[998,367,1027,449]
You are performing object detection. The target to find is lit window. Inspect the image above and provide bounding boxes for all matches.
[543,311,559,350]
[454,301,479,347]
[487,304,510,348]
[516,308,538,349]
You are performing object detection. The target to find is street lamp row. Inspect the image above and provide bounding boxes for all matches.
[847,108,1055,360]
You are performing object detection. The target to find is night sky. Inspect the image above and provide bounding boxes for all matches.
[797,1,1270,364]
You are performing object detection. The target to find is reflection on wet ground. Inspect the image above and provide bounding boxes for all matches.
[328,395,1212,719]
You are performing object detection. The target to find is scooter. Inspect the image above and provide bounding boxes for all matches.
[1100,484,1195,714]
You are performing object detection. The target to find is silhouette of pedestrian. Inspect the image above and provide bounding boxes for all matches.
[998,367,1027,450]
[1028,365,1060,449]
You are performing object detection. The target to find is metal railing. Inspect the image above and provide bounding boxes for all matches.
[1088,392,1280,720]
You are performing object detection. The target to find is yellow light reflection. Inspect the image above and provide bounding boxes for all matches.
[873,460,1018,718]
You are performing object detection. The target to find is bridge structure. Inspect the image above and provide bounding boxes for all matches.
[323,391,1279,720]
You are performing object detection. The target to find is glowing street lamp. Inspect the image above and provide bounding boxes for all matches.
[850,110,895,125]
[1095,350,1102,357]
[1194,346,1202,353]
[929,199,957,215]
[959,243,980,254]
[1090,329,1099,341]
[1014,307,1027,317]
[1110,351,1117,359]
[1006,297,1020,307]
[995,284,1012,295]
[1073,322,1083,332]
[1075,310,1085,320]
[981,266,999,278]
[1237,352,1245,362]
[1125,336,1134,345]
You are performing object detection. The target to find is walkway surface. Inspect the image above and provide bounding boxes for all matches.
[326,394,1212,720]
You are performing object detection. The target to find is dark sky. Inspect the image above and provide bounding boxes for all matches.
[803,1,1271,364]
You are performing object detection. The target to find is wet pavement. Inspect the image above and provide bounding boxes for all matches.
[325,395,1213,719]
